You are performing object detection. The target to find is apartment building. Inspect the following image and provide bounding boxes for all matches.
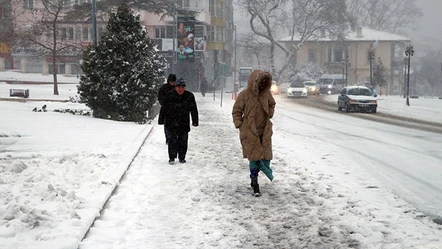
[2,0,234,91]
[280,27,411,95]
[141,0,233,91]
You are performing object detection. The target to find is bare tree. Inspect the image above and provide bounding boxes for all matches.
[16,0,80,95]
[418,50,442,96]
[347,0,422,34]
[239,0,350,81]
[236,33,272,70]
[0,0,14,47]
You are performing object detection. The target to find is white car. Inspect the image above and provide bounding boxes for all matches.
[287,81,308,98]
[303,80,319,95]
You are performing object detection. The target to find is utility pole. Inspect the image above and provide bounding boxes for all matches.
[233,25,237,99]
[171,3,177,73]
[92,0,97,47]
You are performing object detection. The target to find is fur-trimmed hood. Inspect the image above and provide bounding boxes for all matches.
[247,70,273,96]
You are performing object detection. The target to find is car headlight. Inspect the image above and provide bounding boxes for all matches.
[327,85,332,89]
[349,100,357,104]
[303,88,307,93]
[370,100,377,104]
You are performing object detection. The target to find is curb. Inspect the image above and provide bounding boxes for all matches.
[77,122,155,248]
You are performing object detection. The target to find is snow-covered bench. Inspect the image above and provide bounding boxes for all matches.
[9,89,29,98]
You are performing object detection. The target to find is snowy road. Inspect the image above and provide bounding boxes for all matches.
[79,95,442,249]
[276,96,442,220]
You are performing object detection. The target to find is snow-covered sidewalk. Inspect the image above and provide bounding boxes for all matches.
[1,72,442,248]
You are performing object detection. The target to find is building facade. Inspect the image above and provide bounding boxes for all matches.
[280,27,411,95]
[2,0,234,91]
[141,0,233,91]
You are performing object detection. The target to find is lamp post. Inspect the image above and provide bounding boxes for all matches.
[368,49,375,88]
[171,3,177,74]
[91,0,97,47]
[405,45,414,106]
[403,58,407,98]
[233,25,237,99]
[344,55,349,87]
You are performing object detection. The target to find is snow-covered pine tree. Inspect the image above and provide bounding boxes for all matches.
[78,2,166,124]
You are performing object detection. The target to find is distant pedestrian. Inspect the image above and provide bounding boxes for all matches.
[159,78,199,164]
[200,77,208,97]
[232,69,276,197]
[158,74,176,144]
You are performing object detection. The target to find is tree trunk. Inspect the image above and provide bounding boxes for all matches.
[53,51,59,95]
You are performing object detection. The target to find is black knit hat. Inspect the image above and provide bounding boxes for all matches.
[175,77,186,87]
[167,74,177,82]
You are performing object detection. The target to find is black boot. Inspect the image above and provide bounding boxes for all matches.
[250,177,261,197]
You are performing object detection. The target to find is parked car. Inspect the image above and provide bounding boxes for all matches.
[338,86,377,113]
[278,83,290,94]
[270,80,279,95]
[303,80,319,95]
[287,81,308,98]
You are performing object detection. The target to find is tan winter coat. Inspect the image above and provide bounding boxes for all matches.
[232,70,276,161]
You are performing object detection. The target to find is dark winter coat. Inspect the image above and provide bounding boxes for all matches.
[158,82,175,106]
[200,79,208,93]
[159,90,199,132]
[158,83,175,124]
[232,70,276,161]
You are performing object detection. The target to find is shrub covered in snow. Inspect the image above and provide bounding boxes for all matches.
[288,62,327,82]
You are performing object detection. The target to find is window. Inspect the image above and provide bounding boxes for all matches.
[23,0,33,9]
[327,47,332,62]
[334,47,343,62]
[68,27,74,40]
[60,28,67,41]
[75,26,81,40]
[63,0,72,8]
[155,26,166,38]
[183,0,189,8]
[209,0,215,15]
[83,27,89,41]
[208,26,215,42]
[216,1,222,17]
[308,49,317,63]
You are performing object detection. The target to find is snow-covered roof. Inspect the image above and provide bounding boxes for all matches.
[279,27,410,43]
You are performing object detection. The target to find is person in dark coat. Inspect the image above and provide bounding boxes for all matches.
[200,77,208,97]
[160,77,199,164]
[158,74,176,144]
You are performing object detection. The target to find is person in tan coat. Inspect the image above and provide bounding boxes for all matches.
[232,69,276,197]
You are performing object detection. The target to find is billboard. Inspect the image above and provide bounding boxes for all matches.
[176,16,195,61]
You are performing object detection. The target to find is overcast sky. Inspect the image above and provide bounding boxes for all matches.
[234,0,442,42]
[415,0,442,41]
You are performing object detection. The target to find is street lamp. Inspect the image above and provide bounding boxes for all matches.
[91,0,97,47]
[368,49,375,88]
[233,25,237,99]
[343,55,349,87]
[405,45,414,106]
[403,58,408,98]
[171,2,177,74]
